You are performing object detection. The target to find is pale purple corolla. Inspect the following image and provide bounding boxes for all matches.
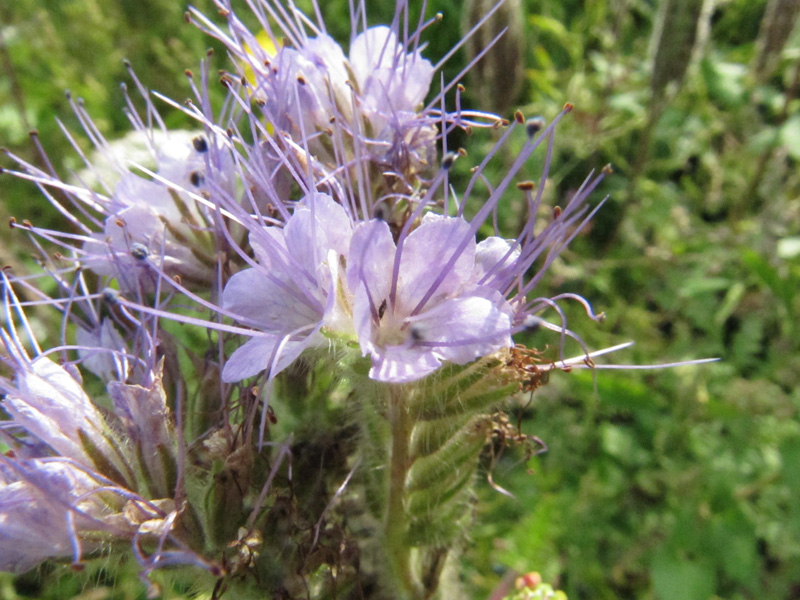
[250,24,434,137]
[0,289,210,575]
[346,214,514,382]
[350,26,435,124]
[81,132,229,292]
[0,300,175,498]
[0,460,119,574]
[190,0,452,188]
[221,192,354,382]
[0,455,200,576]
[220,199,525,384]
[75,318,129,383]
[4,89,230,294]
[2,356,131,483]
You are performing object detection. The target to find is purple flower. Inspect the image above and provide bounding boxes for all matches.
[349,26,435,132]
[75,318,128,383]
[80,132,229,292]
[4,91,230,294]
[218,102,611,385]
[0,460,119,573]
[246,24,434,140]
[2,356,131,483]
[0,456,207,576]
[0,291,212,576]
[221,192,354,382]
[190,0,481,201]
[347,214,514,382]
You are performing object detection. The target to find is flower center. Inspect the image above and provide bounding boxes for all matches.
[373,306,413,348]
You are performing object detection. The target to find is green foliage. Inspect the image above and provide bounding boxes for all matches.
[461,0,800,597]
[2,0,799,598]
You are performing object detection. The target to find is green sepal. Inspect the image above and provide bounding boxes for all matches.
[78,429,130,488]
[203,446,252,549]
[408,361,490,420]
[347,354,372,378]
[157,442,178,497]
[409,414,470,459]
[203,465,246,548]
[448,382,518,417]
[405,497,470,546]
[406,464,474,517]
[167,188,203,230]
[405,416,491,492]
[135,442,155,498]
[409,358,518,421]
[134,440,176,500]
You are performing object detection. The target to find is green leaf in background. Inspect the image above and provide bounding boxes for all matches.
[779,114,800,160]
[780,436,800,493]
[651,553,716,600]
[700,59,748,109]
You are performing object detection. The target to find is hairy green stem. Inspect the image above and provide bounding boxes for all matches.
[385,385,421,600]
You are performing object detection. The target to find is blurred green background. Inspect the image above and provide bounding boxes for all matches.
[1,0,799,598]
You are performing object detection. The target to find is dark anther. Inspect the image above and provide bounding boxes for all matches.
[193,135,208,153]
[190,171,204,187]
[102,288,120,304]
[130,243,148,261]
[378,299,387,320]
[526,117,545,138]
[522,315,543,332]
[442,151,458,170]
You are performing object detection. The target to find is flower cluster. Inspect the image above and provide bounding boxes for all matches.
[0,0,706,597]
[194,6,440,189]
[212,103,606,391]
[0,283,212,579]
